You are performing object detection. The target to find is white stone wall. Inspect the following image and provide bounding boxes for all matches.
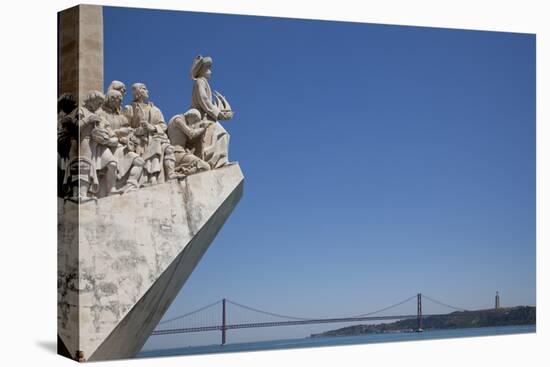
[58,163,244,361]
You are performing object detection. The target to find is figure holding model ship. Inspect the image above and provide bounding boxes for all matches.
[189,55,234,169]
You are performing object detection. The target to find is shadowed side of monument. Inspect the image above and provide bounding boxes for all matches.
[58,5,104,360]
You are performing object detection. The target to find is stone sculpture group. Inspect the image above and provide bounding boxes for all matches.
[58,55,234,201]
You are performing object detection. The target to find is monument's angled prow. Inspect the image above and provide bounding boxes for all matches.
[57,4,243,361]
[58,165,244,361]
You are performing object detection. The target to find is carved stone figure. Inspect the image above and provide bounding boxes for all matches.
[167,108,211,176]
[86,93,120,198]
[57,93,78,165]
[100,89,127,130]
[125,83,178,185]
[190,55,234,169]
[107,80,126,98]
[98,89,145,192]
[62,91,107,201]
[58,93,78,196]
[58,93,77,126]
[58,58,237,202]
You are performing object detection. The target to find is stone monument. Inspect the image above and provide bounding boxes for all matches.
[58,5,243,361]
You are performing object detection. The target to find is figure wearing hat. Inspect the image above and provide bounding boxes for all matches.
[190,55,234,169]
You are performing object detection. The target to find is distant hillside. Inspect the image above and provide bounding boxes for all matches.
[311,306,535,338]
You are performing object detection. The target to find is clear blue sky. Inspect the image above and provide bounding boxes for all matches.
[103,6,536,350]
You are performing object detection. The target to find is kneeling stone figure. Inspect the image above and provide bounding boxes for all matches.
[167,108,211,176]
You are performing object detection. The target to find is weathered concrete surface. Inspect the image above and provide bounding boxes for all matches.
[58,4,103,103]
[57,198,80,360]
[58,163,244,361]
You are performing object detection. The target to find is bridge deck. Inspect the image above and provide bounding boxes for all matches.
[152,313,444,335]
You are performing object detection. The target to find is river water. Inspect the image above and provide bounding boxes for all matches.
[138,325,534,359]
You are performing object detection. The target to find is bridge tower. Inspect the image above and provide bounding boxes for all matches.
[495,291,500,309]
[222,298,227,345]
[417,293,423,331]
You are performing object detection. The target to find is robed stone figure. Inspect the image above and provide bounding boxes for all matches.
[124,83,177,185]
[190,55,234,169]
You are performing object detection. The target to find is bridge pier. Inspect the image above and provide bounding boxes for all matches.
[222,298,227,345]
[417,293,423,331]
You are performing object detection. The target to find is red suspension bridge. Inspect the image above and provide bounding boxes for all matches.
[151,293,467,345]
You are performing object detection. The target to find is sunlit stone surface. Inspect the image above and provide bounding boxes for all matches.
[58,164,244,361]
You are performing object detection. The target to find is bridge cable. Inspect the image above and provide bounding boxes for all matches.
[226,299,314,321]
[422,294,468,312]
[227,295,418,322]
[158,300,223,325]
[352,294,418,318]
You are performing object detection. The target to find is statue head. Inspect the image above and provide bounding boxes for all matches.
[131,83,149,102]
[126,133,140,152]
[200,65,212,80]
[58,93,77,115]
[83,90,105,113]
[190,55,213,80]
[108,80,126,98]
[105,89,123,112]
[184,108,202,125]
